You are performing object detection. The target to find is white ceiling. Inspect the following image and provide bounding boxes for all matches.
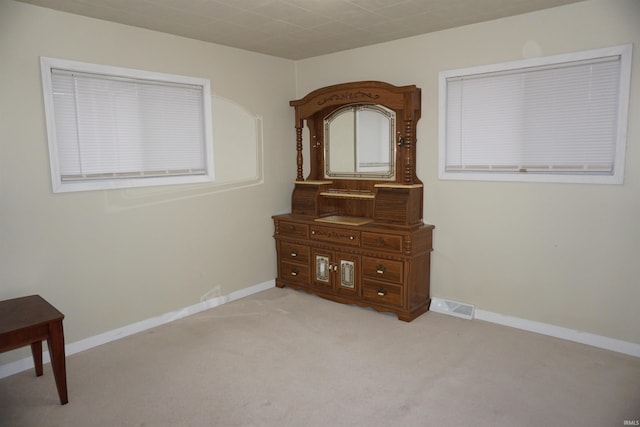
[17,0,584,59]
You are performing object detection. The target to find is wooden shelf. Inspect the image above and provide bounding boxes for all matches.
[314,215,374,226]
[374,183,423,189]
[320,189,375,199]
[295,180,333,185]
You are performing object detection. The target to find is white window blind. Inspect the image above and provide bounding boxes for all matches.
[439,44,632,184]
[41,57,214,192]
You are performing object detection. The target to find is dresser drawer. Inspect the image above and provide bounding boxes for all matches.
[361,232,403,253]
[362,280,403,308]
[363,257,403,283]
[279,242,310,263]
[309,225,360,246]
[279,260,310,285]
[278,221,309,239]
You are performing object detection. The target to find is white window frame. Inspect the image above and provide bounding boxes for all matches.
[40,57,214,193]
[438,44,632,184]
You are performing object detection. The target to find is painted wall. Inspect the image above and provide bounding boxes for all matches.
[0,0,296,364]
[296,0,640,344]
[1,0,638,372]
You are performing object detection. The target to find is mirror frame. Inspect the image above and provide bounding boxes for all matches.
[324,104,396,180]
[290,81,421,186]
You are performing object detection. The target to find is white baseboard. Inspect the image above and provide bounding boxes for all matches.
[0,280,275,379]
[474,309,640,358]
[4,282,637,379]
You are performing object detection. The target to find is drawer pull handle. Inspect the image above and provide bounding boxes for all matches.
[311,230,316,235]
[290,269,299,276]
[289,225,296,231]
[377,288,387,296]
[349,236,354,240]
[376,264,387,274]
[290,250,297,257]
[376,237,385,246]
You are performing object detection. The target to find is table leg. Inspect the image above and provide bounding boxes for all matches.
[46,320,68,405]
[30,341,43,377]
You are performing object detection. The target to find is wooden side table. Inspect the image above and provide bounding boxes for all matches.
[0,295,68,405]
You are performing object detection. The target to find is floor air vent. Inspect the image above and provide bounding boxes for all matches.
[430,298,475,320]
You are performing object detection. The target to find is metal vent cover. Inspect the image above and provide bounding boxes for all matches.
[430,297,475,320]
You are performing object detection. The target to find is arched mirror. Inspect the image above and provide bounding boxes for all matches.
[324,104,396,180]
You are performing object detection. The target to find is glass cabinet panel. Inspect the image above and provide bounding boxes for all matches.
[315,255,330,282]
[340,260,355,289]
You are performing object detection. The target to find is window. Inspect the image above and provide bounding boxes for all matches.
[439,44,632,184]
[40,57,214,193]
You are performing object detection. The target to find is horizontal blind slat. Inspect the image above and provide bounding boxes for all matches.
[445,53,621,175]
[51,69,206,178]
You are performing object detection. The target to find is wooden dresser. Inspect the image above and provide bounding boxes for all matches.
[273,81,434,322]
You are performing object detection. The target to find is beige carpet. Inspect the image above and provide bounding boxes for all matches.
[1,287,639,427]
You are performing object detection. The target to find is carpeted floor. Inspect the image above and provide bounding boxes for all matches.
[1,287,639,426]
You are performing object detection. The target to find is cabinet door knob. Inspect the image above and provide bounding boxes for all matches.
[349,236,354,240]
[290,250,297,257]
[376,264,386,274]
[311,230,316,235]
[290,268,299,276]
[377,288,387,296]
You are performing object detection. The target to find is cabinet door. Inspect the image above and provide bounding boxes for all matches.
[311,250,360,295]
[335,252,360,296]
[312,249,334,290]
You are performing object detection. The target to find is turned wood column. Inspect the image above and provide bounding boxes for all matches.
[403,119,415,185]
[295,126,303,181]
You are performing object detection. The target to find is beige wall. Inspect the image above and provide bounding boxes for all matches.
[296,0,640,344]
[0,0,296,364]
[1,0,638,371]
